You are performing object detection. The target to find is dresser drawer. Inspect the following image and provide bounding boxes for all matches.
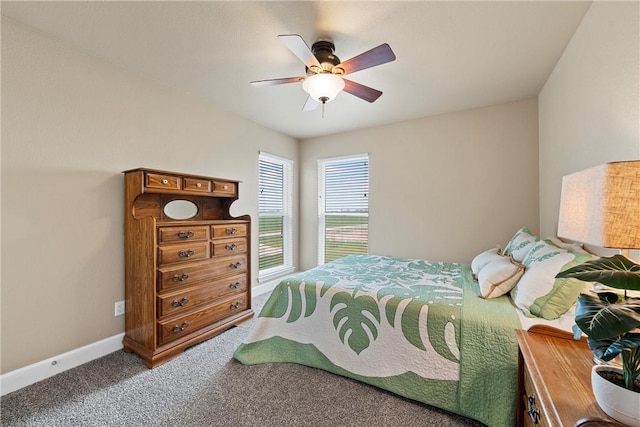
[212,237,247,256]
[158,257,247,291]
[183,178,211,193]
[212,223,247,238]
[158,294,248,346]
[158,260,217,292]
[214,254,247,275]
[211,180,236,197]
[158,226,209,243]
[158,241,209,266]
[157,274,247,318]
[146,172,180,190]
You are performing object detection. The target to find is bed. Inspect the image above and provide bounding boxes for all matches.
[234,230,588,427]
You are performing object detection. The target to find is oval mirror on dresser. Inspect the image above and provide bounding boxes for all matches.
[164,199,198,220]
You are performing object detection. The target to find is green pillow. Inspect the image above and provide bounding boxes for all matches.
[510,240,592,320]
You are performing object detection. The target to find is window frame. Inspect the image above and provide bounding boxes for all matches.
[258,152,294,281]
[317,154,369,265]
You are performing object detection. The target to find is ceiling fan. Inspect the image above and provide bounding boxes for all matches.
[251,34,396,111]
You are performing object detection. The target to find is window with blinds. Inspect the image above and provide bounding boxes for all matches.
[258,153,293,278]
[318,155,369,264]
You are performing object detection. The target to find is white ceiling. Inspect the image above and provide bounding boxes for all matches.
[1,1,592,140]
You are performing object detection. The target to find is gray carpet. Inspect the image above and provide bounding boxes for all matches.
[1,292,484,427]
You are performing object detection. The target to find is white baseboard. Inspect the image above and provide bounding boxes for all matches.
[253,271,296,297]
[0,333,125,396]
[252,278,280,297]
[0,276,292,397]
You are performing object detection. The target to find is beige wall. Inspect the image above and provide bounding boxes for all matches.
[1,19,299,373]
[299,98,539,270]
[539,1,640,238]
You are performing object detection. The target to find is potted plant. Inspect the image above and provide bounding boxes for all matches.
[556,254,640,425]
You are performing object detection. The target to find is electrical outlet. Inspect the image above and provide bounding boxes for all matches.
[114,301,125,317]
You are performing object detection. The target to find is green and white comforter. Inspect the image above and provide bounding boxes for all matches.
[234,255,521,426]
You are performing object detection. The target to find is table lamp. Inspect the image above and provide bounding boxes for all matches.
[557,160,640,261]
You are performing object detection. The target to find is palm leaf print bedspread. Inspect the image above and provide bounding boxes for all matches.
[234,255,521,426]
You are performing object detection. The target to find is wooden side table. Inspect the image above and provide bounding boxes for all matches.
[516,329,625,427]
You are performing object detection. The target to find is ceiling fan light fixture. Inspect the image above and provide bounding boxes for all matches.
[302,73,345,103]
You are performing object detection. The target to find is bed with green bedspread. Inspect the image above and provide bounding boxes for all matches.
[234,254,522,426]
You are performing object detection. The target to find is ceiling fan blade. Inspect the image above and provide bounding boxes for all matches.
[250,76,304,87]
[342,79,383,103]
[278,34,321,69]
[337,43,396,75]
[302,95,319,111]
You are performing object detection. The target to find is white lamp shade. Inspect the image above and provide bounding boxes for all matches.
[557,160,640,249]
[302,73,345,103]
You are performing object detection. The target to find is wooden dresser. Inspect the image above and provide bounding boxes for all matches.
[516,329,625,427]
[123,168,253,368]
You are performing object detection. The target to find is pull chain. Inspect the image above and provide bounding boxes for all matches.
[319,96,329,118]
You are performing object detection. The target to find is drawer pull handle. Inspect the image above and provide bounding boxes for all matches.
[229,282,241,289]
[229,261,242,269]
[226,227,238,235]
[225,243,238,251]
[196,182,202,188]
[172,273,189,282]
[223,185,229,190]
[527,395,541,425]
[230,301,242,310]
[171,297,189,308]
[172,321,189,332]
[179,250,195,258]
[178,231,195,239]
[162,179,169,185]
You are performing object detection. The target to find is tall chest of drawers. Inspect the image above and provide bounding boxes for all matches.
[123,168,253,368]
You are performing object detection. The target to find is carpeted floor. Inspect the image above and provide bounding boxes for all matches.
[1,292,485,427]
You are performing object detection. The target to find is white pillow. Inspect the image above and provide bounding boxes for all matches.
[478,256,524,299]
[510,240,593,319]
[471,246,502,276]
[503,226,539,262]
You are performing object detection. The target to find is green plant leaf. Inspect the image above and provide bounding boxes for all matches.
[588,333,640,361]
[556,254,640,290]
[330,292,380,355]
[588,336,622,361]
[574,293,640,340]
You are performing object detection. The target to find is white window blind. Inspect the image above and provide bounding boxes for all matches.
[258,152,293,278]
[318,155,369,264]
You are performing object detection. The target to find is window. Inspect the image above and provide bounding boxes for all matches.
[258,152,293,279]
[318,154,369,264]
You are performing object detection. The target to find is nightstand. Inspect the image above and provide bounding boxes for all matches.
[516,329,625,427]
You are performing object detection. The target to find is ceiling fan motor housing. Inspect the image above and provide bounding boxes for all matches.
[309,41,342,74]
